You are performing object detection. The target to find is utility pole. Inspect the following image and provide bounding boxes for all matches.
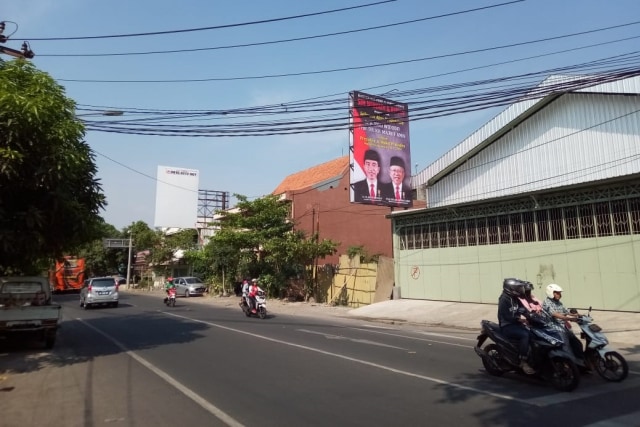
[126,232,132,289]
[0,22,35,59]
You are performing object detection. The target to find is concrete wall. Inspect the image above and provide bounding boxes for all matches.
[395,235,640,312]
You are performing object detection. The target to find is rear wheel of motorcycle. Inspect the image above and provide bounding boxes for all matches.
[594,351,628,382]
[481,344,506,376]
[549,357,580,392]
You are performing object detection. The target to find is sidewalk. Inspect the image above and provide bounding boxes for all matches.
[347,299,640,350]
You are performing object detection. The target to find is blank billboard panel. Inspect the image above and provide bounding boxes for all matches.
[154,165,199,228]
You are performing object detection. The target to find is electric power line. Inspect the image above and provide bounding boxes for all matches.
[56,20,640,84]
[38,1,525,57]
[20,0,398,41]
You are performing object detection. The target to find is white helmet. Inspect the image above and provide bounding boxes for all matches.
[546,283,563,299]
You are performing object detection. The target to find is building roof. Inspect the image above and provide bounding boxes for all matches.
[272,155,349,195]
[414,73,640,188]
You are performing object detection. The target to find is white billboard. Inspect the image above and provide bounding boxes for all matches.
[154,165,199,228]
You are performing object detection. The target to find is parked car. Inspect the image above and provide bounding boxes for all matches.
[173,277,206,297]
[80,277,119,309]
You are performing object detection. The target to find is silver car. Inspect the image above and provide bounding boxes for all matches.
[173,276,206,297]
[80,277,119,308]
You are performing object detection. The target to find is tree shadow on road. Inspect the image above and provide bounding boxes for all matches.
[0,310,210,375]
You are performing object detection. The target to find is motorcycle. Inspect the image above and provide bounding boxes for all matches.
[474,314,581,392]
[240,290,267,319]
[572,307,628,382]
[164,287,176,307]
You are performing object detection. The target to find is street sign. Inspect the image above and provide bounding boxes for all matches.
[103,238,132,249]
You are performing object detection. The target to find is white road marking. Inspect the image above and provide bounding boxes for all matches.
[297,329,409,350]
[356,324,395,330]
[417,331,476,341]
[164,312,531,405]
[358,324,476,341]
[77,318,244,427]
[350,327,472,349]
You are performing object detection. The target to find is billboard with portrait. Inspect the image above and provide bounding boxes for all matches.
[349,91,412,207]
[154,165,199,228]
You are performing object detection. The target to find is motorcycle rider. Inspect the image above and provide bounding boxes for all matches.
[241,279,250,308]
[498,278,535,374]
[164,277,176,303]
[542,283,586,363]
[247,278,264,314]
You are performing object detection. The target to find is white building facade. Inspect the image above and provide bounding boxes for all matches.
[391,74,640,312]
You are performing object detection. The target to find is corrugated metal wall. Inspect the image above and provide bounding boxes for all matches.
[414,75,640,190]
[427,93,640,207]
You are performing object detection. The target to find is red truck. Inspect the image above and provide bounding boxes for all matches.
[49,256,86,293]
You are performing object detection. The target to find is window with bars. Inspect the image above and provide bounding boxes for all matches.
[399,196,640,251]
[564,206,579,239]
[488,217,499,244]
[478,217,488,245]
[439,222,448,248]
[457,220,468,247]
[511,213,523,243]
[595,202,612,237]
[467,218,478,246]
[579,205,596,238]
[448,222,457,247]
[612,200,629,235]
[537,209,550,241]
[523,212,535,242]
[407,225,415,250]
[498,215,510,244]
[549,208,564,240]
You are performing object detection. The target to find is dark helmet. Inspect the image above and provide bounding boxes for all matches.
[503,278,526,298]
[523,281,534,295]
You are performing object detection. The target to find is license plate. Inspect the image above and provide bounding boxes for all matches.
[7,320,41,327]
[98,291,109,295]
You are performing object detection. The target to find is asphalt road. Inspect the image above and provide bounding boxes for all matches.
[1,292,639,427]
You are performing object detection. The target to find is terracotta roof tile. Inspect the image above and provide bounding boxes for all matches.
[272,156,349,195]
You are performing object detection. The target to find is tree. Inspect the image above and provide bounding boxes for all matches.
[149,228,198,267]
[0,59,106,274]
[199,195,338,298]
[75,221,121,277]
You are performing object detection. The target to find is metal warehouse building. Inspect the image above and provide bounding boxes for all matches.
[390,73,640,312]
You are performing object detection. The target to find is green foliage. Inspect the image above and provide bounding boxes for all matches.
[0,60,106,274]
[75,221,122,276]
[202,194,338,298]
[346,245,380,263]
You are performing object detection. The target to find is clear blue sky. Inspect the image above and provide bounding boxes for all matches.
[4,0,640,229]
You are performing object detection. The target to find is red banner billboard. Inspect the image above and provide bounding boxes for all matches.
[349,91,412,207]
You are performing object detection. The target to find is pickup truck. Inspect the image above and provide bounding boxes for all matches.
[0,276,62,349]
